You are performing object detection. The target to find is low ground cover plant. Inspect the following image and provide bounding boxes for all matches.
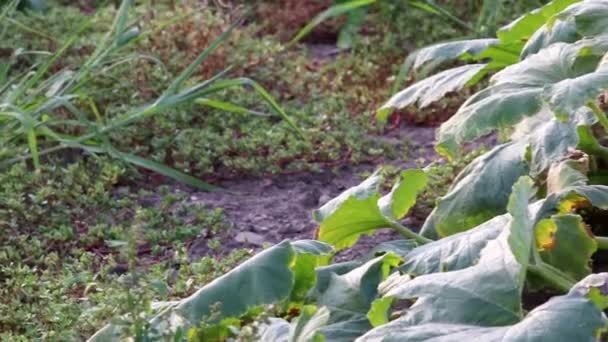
[89,0,608,340]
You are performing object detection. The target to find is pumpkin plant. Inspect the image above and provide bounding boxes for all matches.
[89,0,608,340]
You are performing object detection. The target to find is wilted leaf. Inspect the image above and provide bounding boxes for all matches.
[536,214,597,280]
[546,152,589,194]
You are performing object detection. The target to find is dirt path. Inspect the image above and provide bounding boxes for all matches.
[186,124,438,259]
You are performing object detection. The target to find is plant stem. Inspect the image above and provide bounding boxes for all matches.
[388,221,433,245]
[528,263,575,293]
[577,125,608,162]
[596,236,608,250]
[587,101,608,134]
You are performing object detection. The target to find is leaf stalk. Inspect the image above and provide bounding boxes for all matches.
[388,221,433,245]
[528,263,575,293]
[596,236,608,250]
[587,101,608,134]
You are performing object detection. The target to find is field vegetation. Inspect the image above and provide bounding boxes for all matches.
[5,0,608,341]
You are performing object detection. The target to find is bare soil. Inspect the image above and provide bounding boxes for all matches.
[185,123,438,260]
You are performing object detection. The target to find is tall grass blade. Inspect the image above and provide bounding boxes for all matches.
[163,19,240,96]
[195,98,270,116]
[107,149,217,191]
[196,78,306,139]
[8,23,86,103]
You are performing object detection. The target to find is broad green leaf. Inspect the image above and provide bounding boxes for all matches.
[363,240,418,261]
[521,18,577,59]
[464,0,579,69]
[556,0,608,37]
[357,273,608,342]
[314,170,426,250]
[497,0,581,47]
[378,169,427,220]
[291,240,334,301]
[421,142,529,238]
[90,240,332,340]
[316,254,401,317]
[311,254,400,341]
[536,214,597,280]
[367,296,394,327]
[402,214,506,274]
[316,318,371,342]
[294,254,400,341]
[511,107,595,176]
[363,177,535,334]
[543,59,608,120]
[437,40,606,158]
[313,172,385,250]
[378,64,487,122]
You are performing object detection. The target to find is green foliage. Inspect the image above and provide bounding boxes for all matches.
[0,0,302,190]
[92,1,608,340]
[290,0,538,49]
[380,0,608,241]
[0,159,248,339]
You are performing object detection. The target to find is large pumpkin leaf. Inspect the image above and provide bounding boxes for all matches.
[402,214,506,274]
[475,0,583,67]
[362,177,536,335]
[519,0,608,58]
[357,273,608,342]
[378,64,487,122]
[536,214,597,280]
[437,40,606,158]
[471,0,583,70]
[89,240,333,341]
[512,107,595,176]
[423,103,598,239]
[521,19,578,59]
[543,55,608,120]
[275,254,401,342]
[496,0,581,48]
[407,39,498,76]
[556,0,608,37]
[534,185,608,221]
[315,254,401,319]
[420,141,529,238]
[313,170,426,250]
